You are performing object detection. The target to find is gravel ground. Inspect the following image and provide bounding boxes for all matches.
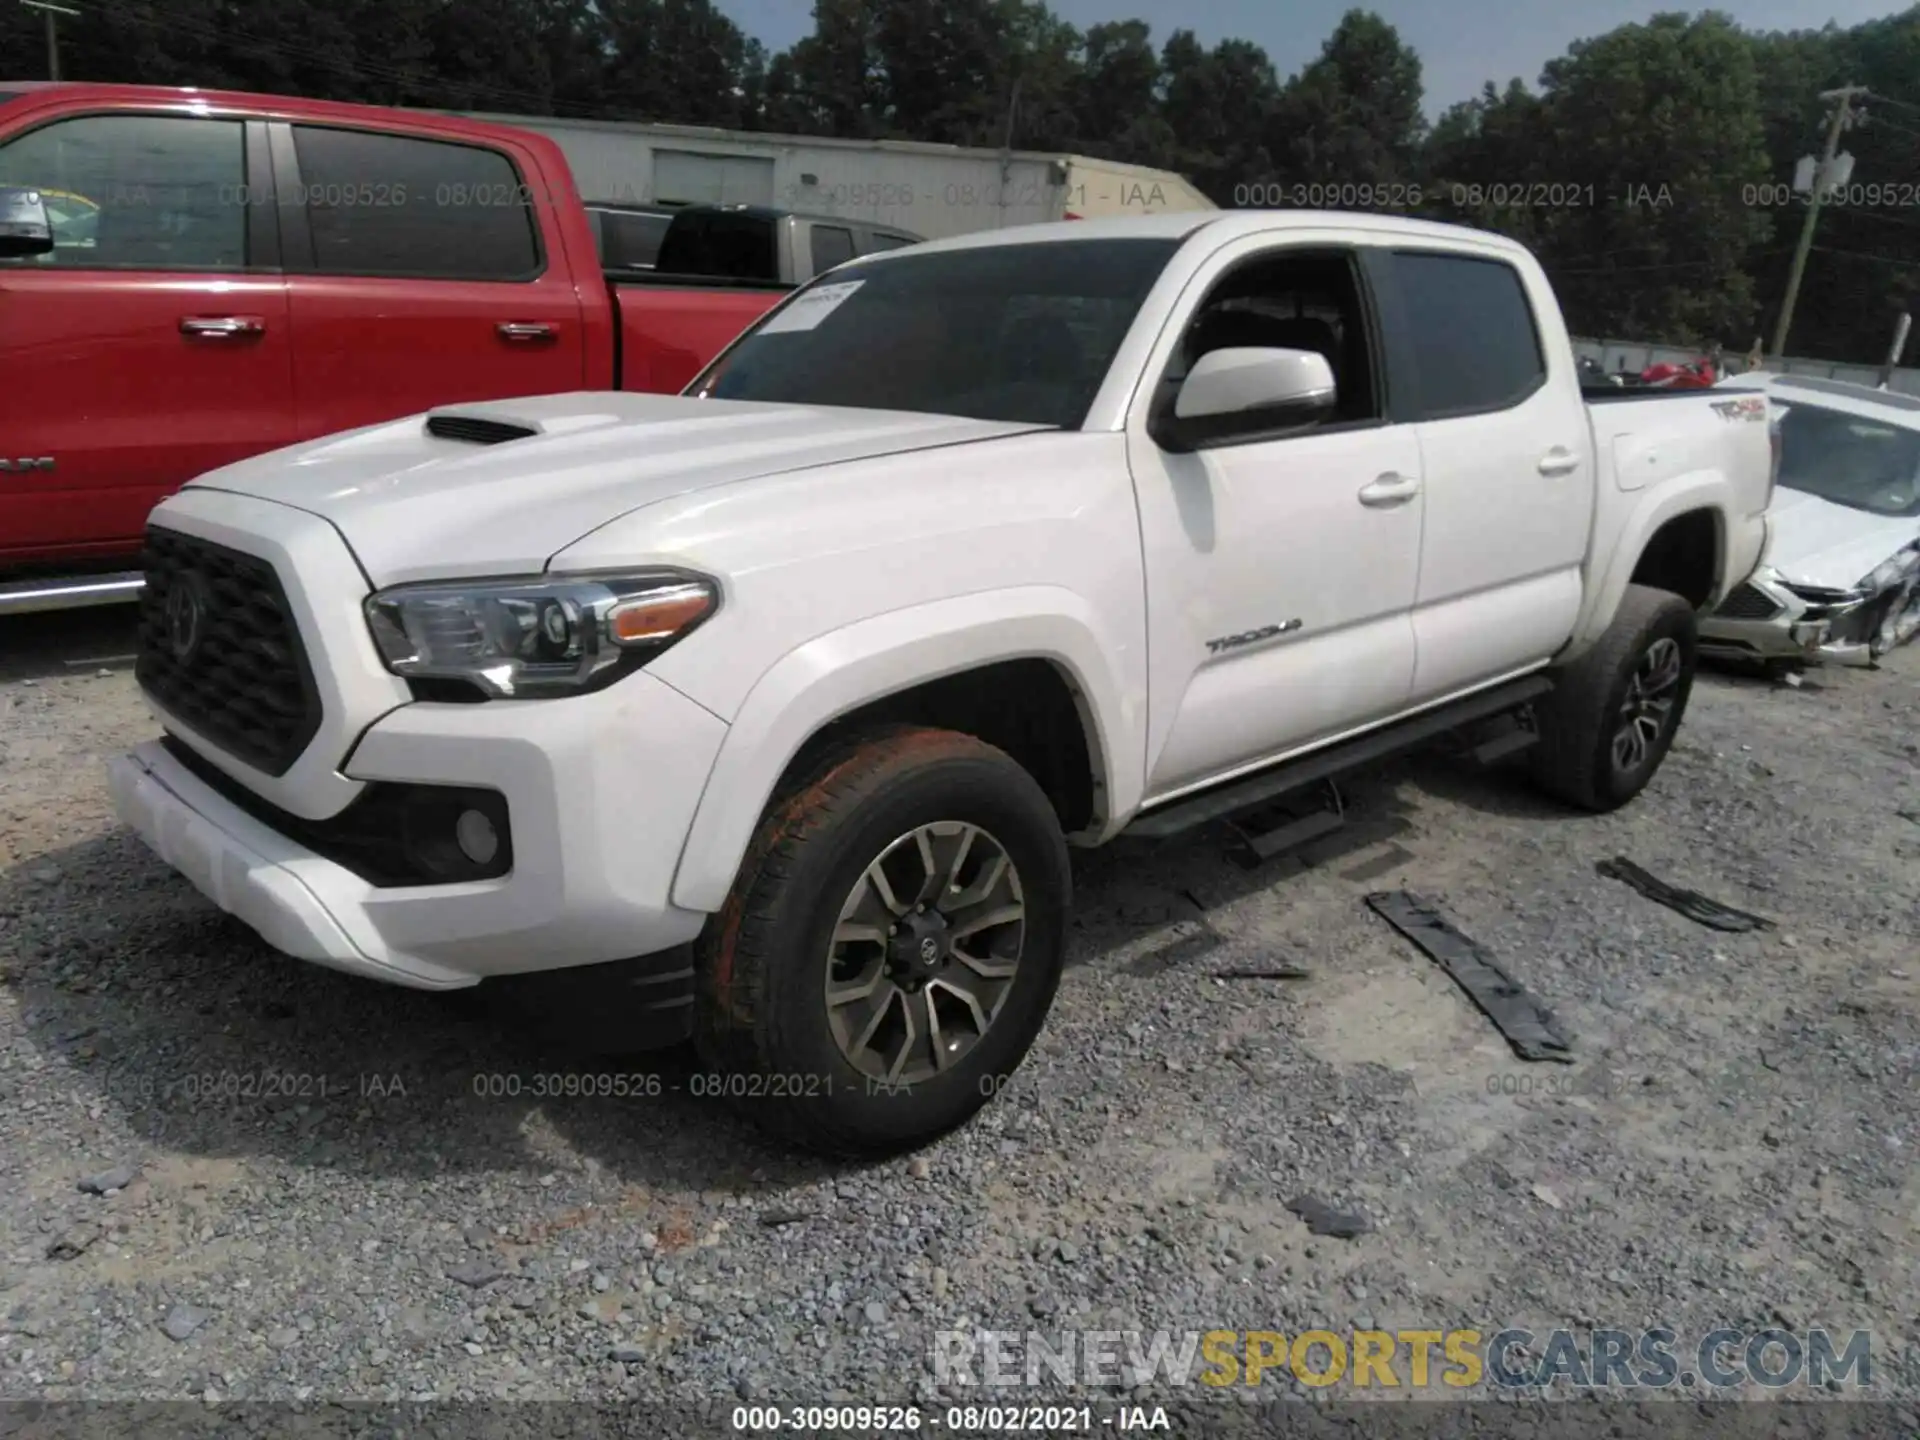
[0,608,1916,1425]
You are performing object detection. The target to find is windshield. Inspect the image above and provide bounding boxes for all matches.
[1776,402,1920,518]
[690,237,1182,428]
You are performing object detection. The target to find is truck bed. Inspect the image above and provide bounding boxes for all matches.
[611,277,791,396]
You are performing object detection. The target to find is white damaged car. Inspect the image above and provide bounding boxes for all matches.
[1702,373,1920,665]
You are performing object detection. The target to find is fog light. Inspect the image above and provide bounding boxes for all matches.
[455,808,500,866]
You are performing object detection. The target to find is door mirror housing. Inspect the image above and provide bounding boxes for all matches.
[0,187,53,258]
[1154,346,1337,452]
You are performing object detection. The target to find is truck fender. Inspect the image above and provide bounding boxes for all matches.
[1564,471,1732,663]
[668,586,1136,914]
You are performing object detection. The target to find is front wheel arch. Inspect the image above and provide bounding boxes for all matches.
[669,593,1133,914]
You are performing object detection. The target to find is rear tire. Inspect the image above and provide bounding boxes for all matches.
[1530,583,1698,812]
[693,725,1070,1158]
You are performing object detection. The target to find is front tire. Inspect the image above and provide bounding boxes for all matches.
[693,725,1070,1158]
[1530,583,1698,812]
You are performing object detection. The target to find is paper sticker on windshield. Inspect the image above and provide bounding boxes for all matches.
[1710,396,1769,422]
[758,280,864,335]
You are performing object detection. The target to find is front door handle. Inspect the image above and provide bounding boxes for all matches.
[1357,472,1421,507]
[1538,448,1581,476]
[180,315,265,339]
[497,321,557,343]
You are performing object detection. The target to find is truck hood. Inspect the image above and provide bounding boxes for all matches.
[186,392,1047,585]
[1765,485,1920,591]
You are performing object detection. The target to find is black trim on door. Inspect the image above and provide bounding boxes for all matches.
[1356,246,1422,426]
[241,119,281,271]
[265,122,316,272]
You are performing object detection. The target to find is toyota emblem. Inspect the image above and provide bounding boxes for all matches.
[166,572,209,663]
[918,936,941,964]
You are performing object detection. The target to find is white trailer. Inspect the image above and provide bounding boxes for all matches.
[440,111,1214,241]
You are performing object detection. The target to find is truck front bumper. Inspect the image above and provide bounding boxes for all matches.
[1698,570,1878,667]
[109,669,729,994]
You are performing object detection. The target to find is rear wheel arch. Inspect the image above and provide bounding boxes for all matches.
[1629,506,1723,610]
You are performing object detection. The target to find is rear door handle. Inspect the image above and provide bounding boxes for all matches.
[1538,448,1581,476]
[1357,472,1421,507]
[497,321,557,342]
[180,315,265,339]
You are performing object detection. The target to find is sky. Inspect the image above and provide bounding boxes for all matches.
[714,0,1916,115]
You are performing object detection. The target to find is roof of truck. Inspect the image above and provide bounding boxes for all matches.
[887,208,1536,259]
[0,81,558,153]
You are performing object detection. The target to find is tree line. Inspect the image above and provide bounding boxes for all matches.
[6,0,1920,363]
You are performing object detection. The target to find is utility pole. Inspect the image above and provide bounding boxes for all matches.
[1878,311,1912,389]
[19,1,79,82]
[1772,84,1870,360]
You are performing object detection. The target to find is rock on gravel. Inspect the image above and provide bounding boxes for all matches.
[160,1304,212,1341]
[77,1163,140,1195]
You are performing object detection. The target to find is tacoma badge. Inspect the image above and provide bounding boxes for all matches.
[1206,619,1302,654]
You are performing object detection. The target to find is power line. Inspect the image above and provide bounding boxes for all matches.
[1865,89,1920,116]
[1545,247,1796,276]
[1856,111,1920,144]
[1809,241,1918,266]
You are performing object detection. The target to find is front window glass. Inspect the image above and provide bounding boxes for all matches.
[691,237,1180,428]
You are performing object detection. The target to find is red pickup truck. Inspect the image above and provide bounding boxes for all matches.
[0,82,887,613]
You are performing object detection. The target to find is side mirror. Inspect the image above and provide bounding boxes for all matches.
[1155,346,1337,452]
[0,187,53,258]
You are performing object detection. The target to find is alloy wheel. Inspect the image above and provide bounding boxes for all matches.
[823,821,1026,1086]
[1611,636,1683,776]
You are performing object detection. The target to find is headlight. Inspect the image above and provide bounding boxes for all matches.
[364,570,718,699]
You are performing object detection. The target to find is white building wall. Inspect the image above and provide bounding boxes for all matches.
[447,111,1198,240]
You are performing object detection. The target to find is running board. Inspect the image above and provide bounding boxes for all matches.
[1123,675,1554,841]
[0,571,145,617]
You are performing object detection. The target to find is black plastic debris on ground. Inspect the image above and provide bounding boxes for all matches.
[1595,856,1776,934]
[1365,890,1574,1064]
[1286,1195,1372,1239]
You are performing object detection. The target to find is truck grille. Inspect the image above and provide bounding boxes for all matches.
[1715,582,1781,621]
[135,527,322,776]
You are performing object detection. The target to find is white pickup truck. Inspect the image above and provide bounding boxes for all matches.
[107,212,1775,1156]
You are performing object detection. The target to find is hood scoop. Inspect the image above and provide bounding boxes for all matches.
[425,413,541,446]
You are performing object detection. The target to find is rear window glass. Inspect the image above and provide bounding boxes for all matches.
[1775,402,1920,517]
[596,209,670,270]
[291,125,540,281]
[1393,251,1546,418]
[810,224,855,272]
[654,210,776,279]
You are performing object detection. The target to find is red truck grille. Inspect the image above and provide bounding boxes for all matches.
[135,527,322,777]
